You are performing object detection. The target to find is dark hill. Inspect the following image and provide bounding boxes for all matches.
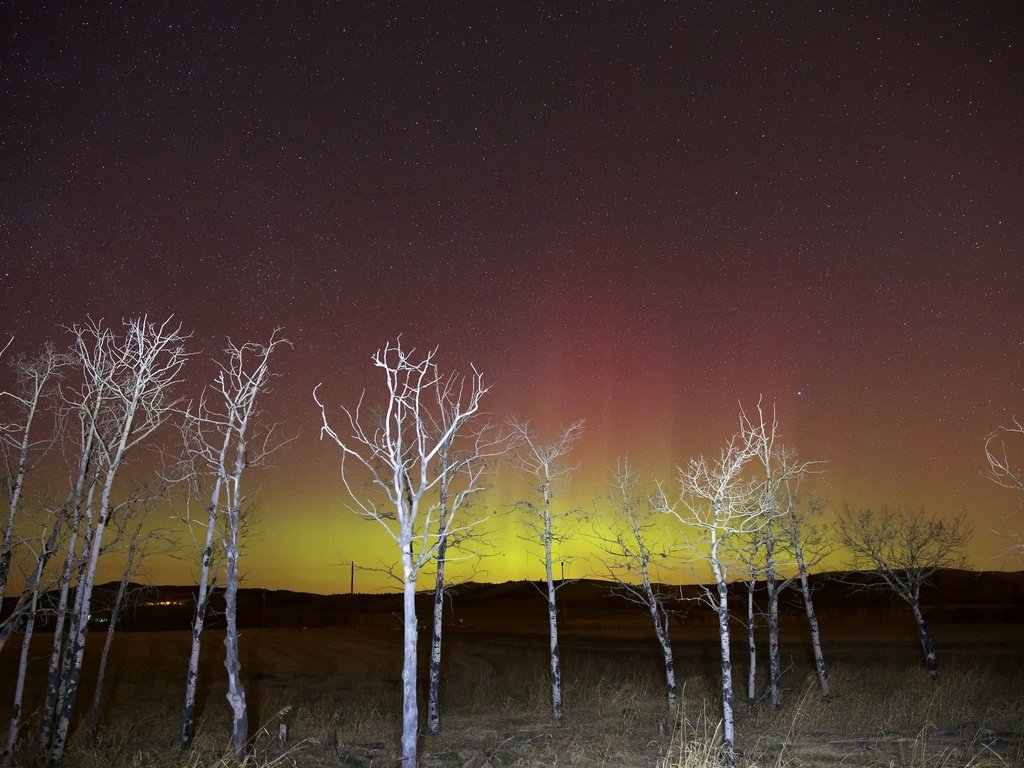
[4,569,1022,632]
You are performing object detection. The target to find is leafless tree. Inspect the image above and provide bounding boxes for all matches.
[835,506,971,681]
[44,316,189,767]
[986,417,1024,495]
[744,404,823,709]
[728,529,764,714]
[177,331,290,760]
[0,343,68,611]
[593,457,680,710]
[426,417,505,736]
[35,463,94,759]
[509,418,584,722]
[0,510,64,768]
[84,484,170,745]
[984,417,1024,554]
[655,407,768,767]
[315,340,488,768]
[778,494,832,699]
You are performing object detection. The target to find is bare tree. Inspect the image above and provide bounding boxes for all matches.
[835,506,971,681]
[593,457,679,710]
[0,343,67,607]
[426,417,505,736]
[985,417,1024,554]
[509,418,584,722]
[744,405,822,710]
[0,511,64,768]
[316,340,488,768]
[655,407,767,767]
[45,317,189,767]
[728,529,764,714]
[778,494,831,700]
[177,332,290,760]
[986,417,1024,494]
[35,471,93,758]
[84,484,170,745]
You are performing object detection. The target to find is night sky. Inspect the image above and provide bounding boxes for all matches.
[2,2,1022,593]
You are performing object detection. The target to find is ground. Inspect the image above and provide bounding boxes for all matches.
[1,607,1021,767]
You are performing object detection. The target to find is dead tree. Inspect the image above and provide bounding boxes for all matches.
[178,332,289,760]
[426,418,504,736]
[745,403,822,710]
[728,530,764,714]
[778,494,831,699]
[35,479,92,758]
[84,484,169,745]
[509,418,584,722]
[594,457,680,710]
[0,343,67,608]
[316,340,488,768]
[985,418,1024,554]
[655,407,768,768]
[45,317,189,768]
[0,512,64,768]
[835,506,971,681]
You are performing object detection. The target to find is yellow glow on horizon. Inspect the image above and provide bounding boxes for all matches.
[65,397,1024,596]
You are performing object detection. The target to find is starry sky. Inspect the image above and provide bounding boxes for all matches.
[2,2,1022,593]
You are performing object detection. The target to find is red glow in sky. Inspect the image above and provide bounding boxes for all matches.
[1,3,1021,592]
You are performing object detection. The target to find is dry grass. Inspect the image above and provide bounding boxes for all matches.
[1,627,1021,767]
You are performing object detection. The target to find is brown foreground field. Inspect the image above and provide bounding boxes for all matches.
[1,613,1022,768]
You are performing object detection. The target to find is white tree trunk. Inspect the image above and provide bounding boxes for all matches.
[543,486,563,721]
[85,536,137,743]
[181,505,217,749]
[745,578,756,713]
[224,504,248,761]
[711,551,736,767]
[795,550,829,699]
[51,473,122,767]
[38,510,81,758]
[1,551,44,767]
[427,530,448,735]
[400,544,419,768]
[37,465,91,755]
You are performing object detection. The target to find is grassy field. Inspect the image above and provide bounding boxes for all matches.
[1,617,1022,767]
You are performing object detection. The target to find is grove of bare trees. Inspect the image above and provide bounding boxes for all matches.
[0,324,1004,768]
[0,319,288,766]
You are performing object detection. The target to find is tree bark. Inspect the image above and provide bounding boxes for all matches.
[400,542,419,768]
[745,577,756,714]
[37,461,92,756]
[223,504,248,761]
[38,509,81,758]
[427,528,448,735]
[712,551,737,768]
[765,538,781,710]
[181,505,217,750]
[795,546,829,699]
[644,589,676,711]
[85,534,137,744]
[911,601,938,681]
[543,484,562,721]
[1,551,45,767]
